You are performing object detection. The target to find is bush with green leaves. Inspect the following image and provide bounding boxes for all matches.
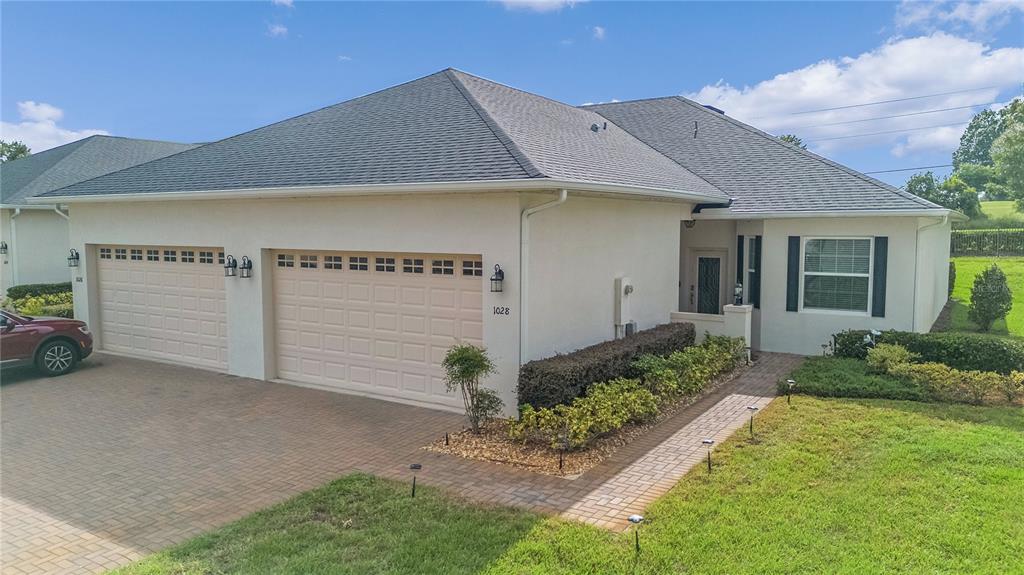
[6,282,72,301]
[866,343,918,374]
[517,322,695,408]
[968,263,1013,331]
[633,335,746,399]
[888,361,1004,405]
[832,329,1024,374]
[442,344,501,434]
[10,292,74,318]
[948,261,956,297]
[509,378,658,450]
[1003,372,1024,404]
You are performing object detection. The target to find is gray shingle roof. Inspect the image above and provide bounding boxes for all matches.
[586,96,944,214]
[2,135,196,206]
[40,70,726,201]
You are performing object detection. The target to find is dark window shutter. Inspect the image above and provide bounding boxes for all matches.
[752,235,762,309]
[786,236,800,312]
[736,235,745,287]
[872,236,888,318]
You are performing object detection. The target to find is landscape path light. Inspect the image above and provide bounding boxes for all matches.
[747,406,759,439]
[627,514,645,553]
[409,463,422,498]
[786,379,796,404]
[702,439,714,473]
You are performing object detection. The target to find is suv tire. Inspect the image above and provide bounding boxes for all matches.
[36,340,78,376]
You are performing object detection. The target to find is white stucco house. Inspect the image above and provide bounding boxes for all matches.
[1,135,195,294]
[30,69,961,412]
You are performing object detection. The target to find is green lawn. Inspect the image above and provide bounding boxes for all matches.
[948,256,1024,338]
[980,200,1024,221]
[114,396,1024,575]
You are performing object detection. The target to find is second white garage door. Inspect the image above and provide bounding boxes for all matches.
[273,250,484,409]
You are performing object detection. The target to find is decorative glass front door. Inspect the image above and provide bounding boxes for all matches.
[697,256,721,314]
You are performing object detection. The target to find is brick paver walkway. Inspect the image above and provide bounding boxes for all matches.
[1,352,802,574]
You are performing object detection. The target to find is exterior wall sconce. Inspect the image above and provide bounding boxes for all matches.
[239,256,253,279]
[734,282,743,305]
[490,264,504,293]
[67,249,80,268]
[0,241,7,255]
[224,255,238,277]
[684,219,696,229]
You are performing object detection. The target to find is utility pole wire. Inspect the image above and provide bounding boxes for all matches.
[791,102,995,130]
[750,85,1000,118]
[806,122,969,142]
[863,164,954,175]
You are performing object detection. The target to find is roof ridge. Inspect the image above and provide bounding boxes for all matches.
[667,95,940,210]
[444,69,543,178]
[2,138,90,202]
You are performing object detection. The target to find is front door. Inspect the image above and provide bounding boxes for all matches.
[697,256,722,314]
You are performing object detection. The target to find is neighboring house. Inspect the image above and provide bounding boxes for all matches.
[1,135,196,293]
[32,69,961,412]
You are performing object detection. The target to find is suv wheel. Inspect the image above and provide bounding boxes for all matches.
[37,340,78,376]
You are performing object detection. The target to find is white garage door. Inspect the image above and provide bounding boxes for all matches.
[97,245,228,370]
[273,250,484,409]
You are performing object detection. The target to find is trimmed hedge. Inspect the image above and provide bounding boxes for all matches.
[6,282,72,300]
[780,357,931,402]
[833,329,1024,374]
[517,323,696,408]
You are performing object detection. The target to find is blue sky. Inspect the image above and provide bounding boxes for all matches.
[2,1,1022,187]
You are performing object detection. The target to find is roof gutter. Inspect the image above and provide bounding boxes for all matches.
[29,178,728,206]
[693,208,968,221]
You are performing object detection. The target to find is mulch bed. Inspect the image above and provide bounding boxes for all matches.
[424,361,753,478]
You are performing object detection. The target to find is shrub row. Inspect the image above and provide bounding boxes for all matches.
[6,282,72,301]
[874,344,1023,405]
[950,228,1024,256]
[510,336,745,450]
[778,357,931,402]
[833,329,1024,374]
[10,292,74,318]
[517,322,696,408]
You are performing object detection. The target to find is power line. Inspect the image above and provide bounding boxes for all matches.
[751,85,999,118]
[806,121,969,142]
[863,164,954,175]
[792,102,994,130]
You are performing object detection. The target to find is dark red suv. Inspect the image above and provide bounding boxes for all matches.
[0,310,93,376]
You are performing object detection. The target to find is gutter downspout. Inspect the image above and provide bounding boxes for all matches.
[520,189,568,366]
[53,205,70,220]
[9,208,21,286]
[912,213,949,332]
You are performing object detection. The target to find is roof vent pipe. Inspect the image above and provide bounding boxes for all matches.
[693,121,698,139]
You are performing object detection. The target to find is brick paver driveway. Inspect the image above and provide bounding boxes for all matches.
[2,351,802,574]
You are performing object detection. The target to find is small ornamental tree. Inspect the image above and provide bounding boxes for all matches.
[442,343,501,433]
[968,264,1013,331]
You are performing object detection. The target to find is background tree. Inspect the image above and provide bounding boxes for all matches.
[903,171,981,219]
[953,109,1002,167]
[991,123,1024,210]
[905,171,941,203]
[778,134,807,149]
[968,264,1013,332]
[0,140,31,162]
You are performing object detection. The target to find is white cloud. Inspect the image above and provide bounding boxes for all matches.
[592,25,606,40]
[271,0,294,7]
[896,0,1024,33]
[498,0,585,13]
[560,38,574,45]
[337,55,353,62]
[0,101,108,152]
[267,23,288,38]
[685,33,1024,156]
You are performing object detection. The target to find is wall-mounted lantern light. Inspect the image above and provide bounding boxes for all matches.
[0,241,7,255]
[67,248,80,268]
[239,256,253,279]
[734,283,743,305]
[224,255,238,277]
[490,264,505,293]
[684,219,696,229]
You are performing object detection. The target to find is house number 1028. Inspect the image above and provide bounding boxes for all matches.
[493,306,510,316]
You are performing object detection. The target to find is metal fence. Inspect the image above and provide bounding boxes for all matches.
[951,228,1024,257]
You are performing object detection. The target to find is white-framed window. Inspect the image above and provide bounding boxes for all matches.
[199,251,214,264]
[325,255,344,270]
[432,259,454,275]
[218,252,225,265]
[403,258,424,274]
[99,248,112,259]
[147,249,160,261]
[375,257,396,272]
[300,255,318,269]
[277,254,295,268]
[801,238,872,313]
[462,260,483,277]
[181,250,195,263]
[130,249,143,261]
[746,237,756,305]
[115,248,127,260]
[163,250,177,262]
[349,256,368,271]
